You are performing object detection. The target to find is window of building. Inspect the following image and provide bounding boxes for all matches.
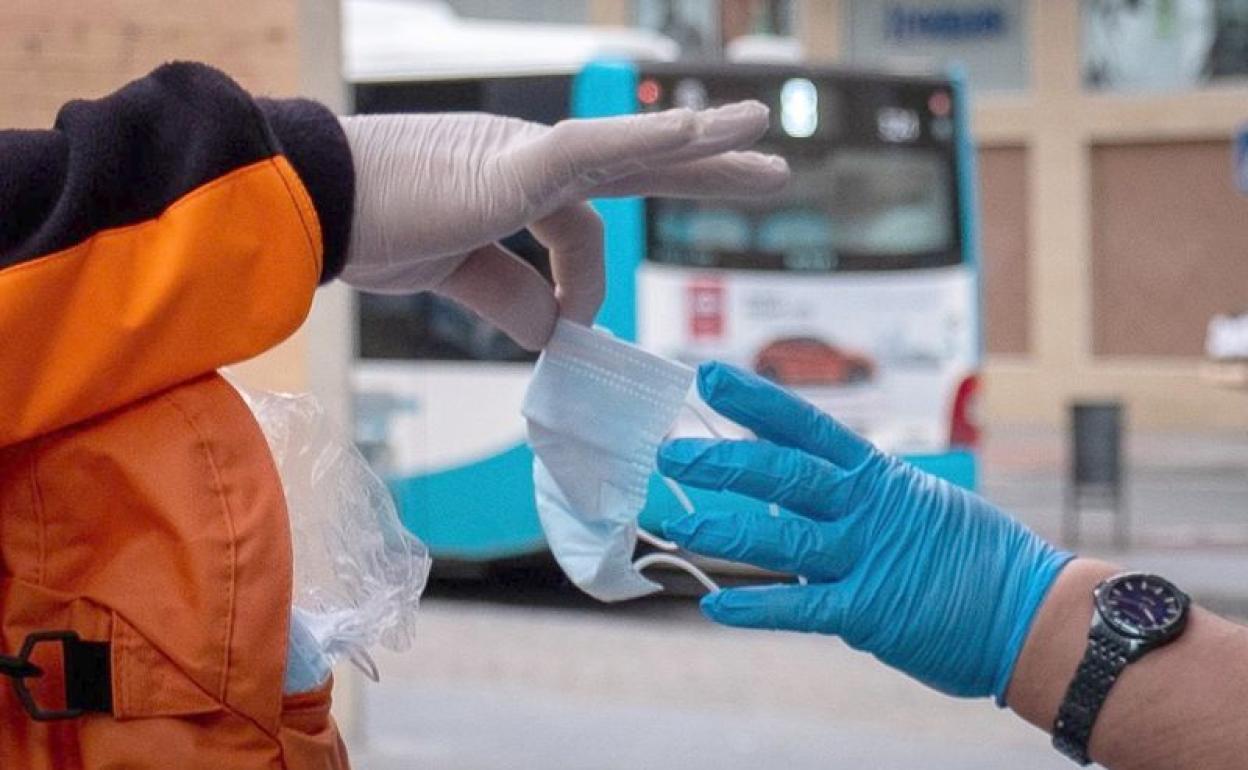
[635,0,796,58]
[1091,140,1248,357]
[844,0,1030,92]
[1082,0,1248,92]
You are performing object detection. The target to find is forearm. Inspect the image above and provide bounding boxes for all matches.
[1007,558,1248,768]
[0,63,352,279]
[0,63,355,446]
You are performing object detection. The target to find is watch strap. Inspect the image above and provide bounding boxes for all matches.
[1052,626,1130,765]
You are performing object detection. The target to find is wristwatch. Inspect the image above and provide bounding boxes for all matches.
[1052,572,1191,765]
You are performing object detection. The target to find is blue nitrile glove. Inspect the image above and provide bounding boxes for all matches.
[657,362,1073,702]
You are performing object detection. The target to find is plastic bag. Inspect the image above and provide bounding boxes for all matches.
[227,376,431,688]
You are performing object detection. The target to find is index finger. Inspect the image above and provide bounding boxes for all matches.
[657,438,854,520]
[584,152,791,200]
[505,107,698,197]
[696,362,875,470]
[507,101,770,196]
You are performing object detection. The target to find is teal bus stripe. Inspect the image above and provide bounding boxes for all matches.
[950,65,985,365]
[572,59,642,341]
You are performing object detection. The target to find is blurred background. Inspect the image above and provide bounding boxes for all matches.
[5,1,1248,767]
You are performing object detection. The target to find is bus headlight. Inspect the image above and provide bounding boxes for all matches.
[780,77,818,138]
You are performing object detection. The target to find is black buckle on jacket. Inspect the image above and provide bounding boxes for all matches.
[1,631,112,721]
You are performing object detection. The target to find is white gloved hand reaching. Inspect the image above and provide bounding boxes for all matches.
[339,102,788,349]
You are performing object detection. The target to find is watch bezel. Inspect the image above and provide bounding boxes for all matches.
[1094,572,1190,641]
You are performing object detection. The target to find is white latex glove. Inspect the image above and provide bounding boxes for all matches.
[339,102,788,349]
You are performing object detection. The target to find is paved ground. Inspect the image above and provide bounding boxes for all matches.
[351,598,1069,770]
[345,425,1248,769]
[983,426,1248,617]
[984,426,1248,547]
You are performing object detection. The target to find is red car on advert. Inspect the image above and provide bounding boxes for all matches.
[753,337,875,387]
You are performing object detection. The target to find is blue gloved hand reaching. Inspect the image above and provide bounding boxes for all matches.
[658,362,1073,702]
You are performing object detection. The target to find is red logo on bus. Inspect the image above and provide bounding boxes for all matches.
[687,281,725,339]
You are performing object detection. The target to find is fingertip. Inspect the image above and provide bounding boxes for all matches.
[729,151,791,184]
[511,277,559,350]
[556,294,603,328]
[656,437,714,475]
[737,99,768,115]
[702,99,766,118]
[695,361,724,403]
[656,440,679,470]
[690,100,771,153]
[698,590,725,621]
[729,157,792,198]
[708,152,791,197]
[722,99,769,123]
[736,99,770,124]
[655,447,685,478]
[762,155,791,188]
[500,284,558,350]
[659,512,698,543]
[698,588,764,628]
[697,361,751,405]
[745,101,771,133]
[520,306,558,351]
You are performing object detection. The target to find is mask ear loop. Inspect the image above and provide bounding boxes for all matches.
[630,400,728,593]
[637,527,679,552]
[635,492,722,593]
[648,400,807,588]
[634,552,721,593]
[683,399,722,439]
[643,399,721,552]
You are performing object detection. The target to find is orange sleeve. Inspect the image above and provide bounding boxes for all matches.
[0,157,323,446]
[0,63,355,447]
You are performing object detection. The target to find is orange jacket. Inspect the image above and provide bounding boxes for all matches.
[1,63,356,768]
[0,374,351,769]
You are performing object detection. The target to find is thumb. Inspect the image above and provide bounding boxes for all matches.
[434,243,558,351]
[528,203,606,326]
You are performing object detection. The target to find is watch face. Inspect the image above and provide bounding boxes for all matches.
[1097,573,1188,638]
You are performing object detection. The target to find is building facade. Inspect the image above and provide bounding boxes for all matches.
[795,0,1248,430]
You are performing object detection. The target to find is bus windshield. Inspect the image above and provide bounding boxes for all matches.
[649,144,957,272]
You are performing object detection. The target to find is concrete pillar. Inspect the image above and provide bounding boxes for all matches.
[589,0,632,26]
[795,0,844,61]
[1028,0,1090,377]
[295,0,364,748]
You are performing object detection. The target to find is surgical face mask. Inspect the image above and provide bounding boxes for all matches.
[522,319,720,602]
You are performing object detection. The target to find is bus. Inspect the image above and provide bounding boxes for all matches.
[347,5,982,562]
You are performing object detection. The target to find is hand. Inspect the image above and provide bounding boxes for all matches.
[339,105,788,349]
[657,363,1073,700]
